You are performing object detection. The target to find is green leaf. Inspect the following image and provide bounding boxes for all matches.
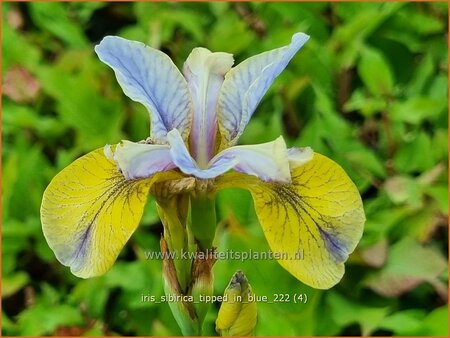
[3,138,50,220]
[35,236,57,263]
[216,188,255,228]
[395,9,445,36]
[431,128,448,162]
[134,3,206,45]
[208,12,256,54]
[346,149,387,178]
[69,279,109,318]
[379,309,426,335]
[344,90,387,116]
[125,102,152,141]
[1,149,18,221]
[29,2,88,48]
[18,303,83,336]
[326,291,390,335]
[407,53,434,96]
[394,131,435,173]
[208,2,230,18]
[239,105,283,145]
[2,272,29,298]
[36,60,123,149]
[2,23,42,71]
[419,306,449,336]
[424,185,448,214]
[2,218,39,257]
[67,3,106,24]
[2,311,18,335]
[2,101,67,139]
[140,197,161,226]
[390,97,446,124]
[105,261,153,291]
[428,73,448,100]
[358,47,394,97]
[332,2,405,68]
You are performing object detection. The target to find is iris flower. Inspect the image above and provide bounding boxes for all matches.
[41,32,364,290]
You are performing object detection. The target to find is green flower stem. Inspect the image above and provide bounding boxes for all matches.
[156,199,191,292]
[160,237,200,336]
[157,190,218,336]
[188,193,217,335]
[163,284,200,336]
[189,193,217,250]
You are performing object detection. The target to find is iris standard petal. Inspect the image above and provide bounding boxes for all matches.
[95,36,193,141]
[214,153,365,289]
[183,48,234,166]
[217,32,310,147]
[106,141,177,180]
[41,148,183,278]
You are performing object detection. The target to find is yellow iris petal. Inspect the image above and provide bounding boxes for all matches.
[215,153,365,289]
[41,148,181,278]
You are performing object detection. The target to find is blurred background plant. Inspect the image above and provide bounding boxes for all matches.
[2,2,448,336]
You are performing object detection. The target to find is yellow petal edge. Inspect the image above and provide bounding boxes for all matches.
[216,153,365,289]
[40,148,180,278]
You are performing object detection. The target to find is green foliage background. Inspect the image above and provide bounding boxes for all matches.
[2,2,448,336]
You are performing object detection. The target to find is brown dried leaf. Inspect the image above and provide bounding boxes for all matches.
[364,238,447,298]
[3,67,40,103]
[361,239,388,268]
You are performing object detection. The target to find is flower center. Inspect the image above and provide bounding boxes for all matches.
[183,48,234,168]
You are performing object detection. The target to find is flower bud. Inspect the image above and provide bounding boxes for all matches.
[216,271,257,336]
